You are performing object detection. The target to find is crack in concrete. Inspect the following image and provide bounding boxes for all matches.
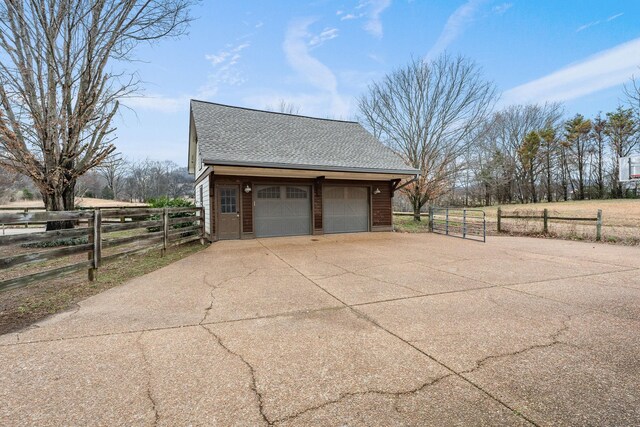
[350,270,426,296]
[256,239,540,427]
[199,268,258,324]
[135,332,159,427]
[200,325,271,426]
[271,373,454,425]
[459,314,582,375]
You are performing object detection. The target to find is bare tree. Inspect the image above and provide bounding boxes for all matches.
[358,55,497,220]
[96,153,128,200]
[590,114,607,198]
[266,99,302,115]
[479,103,563,203]
[0,1,194,228]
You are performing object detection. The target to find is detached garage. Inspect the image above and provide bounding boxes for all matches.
[188,100,419,241]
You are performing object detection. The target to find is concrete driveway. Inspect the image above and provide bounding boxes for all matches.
[1,233,639,426]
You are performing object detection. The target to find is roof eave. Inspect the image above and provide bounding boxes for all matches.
[202,159,420,176]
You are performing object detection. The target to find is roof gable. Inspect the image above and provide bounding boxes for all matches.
[189,100,417,174]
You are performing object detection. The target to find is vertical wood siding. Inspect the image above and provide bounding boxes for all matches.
[242,181,253,233]
[313,182,323,230]
[371,182,392,226]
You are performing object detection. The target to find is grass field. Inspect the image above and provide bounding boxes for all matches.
[394,199,640,244]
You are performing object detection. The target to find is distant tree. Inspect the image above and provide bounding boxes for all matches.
[479,103,563,203]
[97,154,128,201]
[538,127,557,202]
[590,114,607,198]
[606,107,639,197]
[359,55,497,220]
[267,100,302,115]
[0,1,195,229]
[564,114,592,200]
[518,131,542,203]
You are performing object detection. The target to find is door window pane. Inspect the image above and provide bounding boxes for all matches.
[220,188,237,213]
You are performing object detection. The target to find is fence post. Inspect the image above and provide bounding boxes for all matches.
[463,209,467,239]
[543,208,548,234]
[445,208,449,235]
[161,207,168,257]
[596,209,602,242]
[88,209,101,281]
[428,206,433,232]
[497,207,502,233]
[199,207,205,245]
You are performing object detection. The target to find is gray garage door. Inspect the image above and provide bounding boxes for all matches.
[254,185,311,237]
[323,186,369,234]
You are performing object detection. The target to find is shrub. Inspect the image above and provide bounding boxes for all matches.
[146,197,196,232]
[22,236,88,248]
[22,188,34,200]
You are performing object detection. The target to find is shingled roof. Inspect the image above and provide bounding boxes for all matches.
[189,100,418,174]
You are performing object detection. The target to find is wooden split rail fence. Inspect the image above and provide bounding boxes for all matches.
[497,207,603,241]
[0,207,204,292]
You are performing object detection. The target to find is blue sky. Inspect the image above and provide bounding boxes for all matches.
[116,0,640,165]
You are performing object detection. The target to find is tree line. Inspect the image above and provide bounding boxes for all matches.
[359,55,640,219]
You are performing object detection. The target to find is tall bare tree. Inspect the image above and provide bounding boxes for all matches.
[358,55,497,220]
[0,0,194,228]
[590,114,607,198]
[96,153,128,200]
[479,103,563,203]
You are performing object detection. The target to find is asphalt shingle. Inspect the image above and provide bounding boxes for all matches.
[191,100,417,173]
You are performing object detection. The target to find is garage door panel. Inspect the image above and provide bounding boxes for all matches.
[255,185,311,238]
[323,186,369,234]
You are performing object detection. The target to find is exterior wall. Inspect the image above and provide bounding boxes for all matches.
[313,181,322,232]
[208,174,395,240]
[195,176,211,237]
[371,181,393,230]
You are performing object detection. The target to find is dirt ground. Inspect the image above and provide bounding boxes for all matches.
[1,232,639,426]
[0,197,147,209]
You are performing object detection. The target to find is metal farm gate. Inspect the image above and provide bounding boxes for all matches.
[429,207,486,242]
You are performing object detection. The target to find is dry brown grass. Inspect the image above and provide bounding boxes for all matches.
[484,199,640,245]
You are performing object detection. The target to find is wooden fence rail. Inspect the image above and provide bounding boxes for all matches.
[0,207,204,292]
[497,207,603,241]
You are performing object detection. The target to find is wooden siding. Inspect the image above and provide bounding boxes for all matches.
[242,181,253,233]
[197,176,211,236]
[371,182,392,227]
[313,182,322,230]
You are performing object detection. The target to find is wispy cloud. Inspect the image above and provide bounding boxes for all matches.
[280,18,350,116]
[124,41,252,112]
[362,0,392,38]
[576,12,624,32]
[502,37,640,104]
[492,2,512,15]
[426,0,486,60]
[309,27,339,48]
[340,13,358,21]
[607,12,624,22]
[576,21,600,33]
[338,0,391,38]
